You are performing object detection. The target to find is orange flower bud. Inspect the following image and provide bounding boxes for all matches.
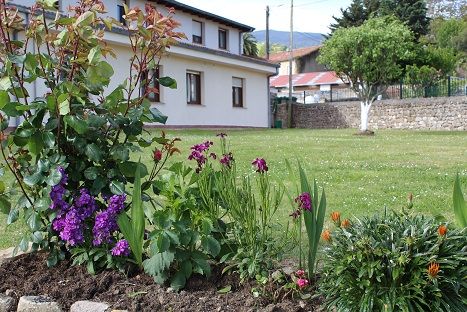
[330,211,341,223]
[321,229,331,242]
[341,219,350,228]
[438,225,447,236]
[427,262,440,278]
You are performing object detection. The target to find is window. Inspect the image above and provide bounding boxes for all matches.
[118,1,128,25]
[187,71,201,104]
[141,67,160,102]
[218,28,227,50]
[232,77,244,107]
[192,20,203,44]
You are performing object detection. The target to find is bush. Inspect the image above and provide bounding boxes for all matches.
[318,211,467,311]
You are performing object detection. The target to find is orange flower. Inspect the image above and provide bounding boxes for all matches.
[330,211,341,223]
[321,229,331,242]
[341,219,351,228]
[427,262,440,278]
[438,225,447,236]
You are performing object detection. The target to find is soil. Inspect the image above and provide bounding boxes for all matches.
[0,252,322,311]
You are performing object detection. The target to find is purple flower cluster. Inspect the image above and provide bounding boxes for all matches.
[111,239,130,256]
[188,141,214,173]
[52,188,98,246]
[252,158,268,173]
[92,194,126,246]
[290,192,312,219]
[50,167,69,211]
[220,153,234,168]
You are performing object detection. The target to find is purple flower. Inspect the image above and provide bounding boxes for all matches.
[188,141,214,173]
[92,194,126,246]
[295,192,312,211]
[50,167,69,212]
[220,153,234,168]
[252,158,268,173]
[111,239,130,256]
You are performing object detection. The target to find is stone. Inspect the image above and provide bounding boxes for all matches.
[17,296,62,312]
[70,301,110,312]
[281,266,294,276]
[0,294,14,312]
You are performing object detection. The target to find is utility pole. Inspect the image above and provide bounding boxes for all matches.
[287,0,294,128]
[266,5,270,60]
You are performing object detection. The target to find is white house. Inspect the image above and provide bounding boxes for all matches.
[6,0,278,128]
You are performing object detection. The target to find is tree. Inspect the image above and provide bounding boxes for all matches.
[330,0,430,40]
[427,0,467,19]
[242,33,259,57]
[318,17,413,132]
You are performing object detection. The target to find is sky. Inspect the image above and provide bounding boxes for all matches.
[177,0,353,34]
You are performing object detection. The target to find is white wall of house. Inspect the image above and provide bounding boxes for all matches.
[4,0,277,128]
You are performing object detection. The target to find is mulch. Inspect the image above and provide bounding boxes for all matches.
[0,252,322,311]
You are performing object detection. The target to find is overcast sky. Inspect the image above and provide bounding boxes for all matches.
[177,0,353,34]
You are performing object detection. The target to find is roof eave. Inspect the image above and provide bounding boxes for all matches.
[151,0,254,32]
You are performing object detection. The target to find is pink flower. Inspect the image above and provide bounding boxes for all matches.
[295,269,305,277]
[295,192,312,211]
[297,278,309,289]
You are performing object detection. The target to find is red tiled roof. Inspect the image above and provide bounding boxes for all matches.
[269,45,321,63]
[270,71,344,88]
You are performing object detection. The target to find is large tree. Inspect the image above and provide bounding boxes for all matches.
[330,0,430,40]
[243,33,259,57]
[318,17,413,132]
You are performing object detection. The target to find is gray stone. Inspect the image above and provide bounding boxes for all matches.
[17,296,62,312]
[70,301,110,312]
[0,294,14,312]
[281,266,294,276]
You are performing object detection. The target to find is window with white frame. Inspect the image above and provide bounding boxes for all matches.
[232,77,244,107]
[187,71,201,104]
[141,67,161,103]
[192,20,203,44]
[118,0,128,25]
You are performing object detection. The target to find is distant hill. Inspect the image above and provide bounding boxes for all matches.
[252,30,325,48]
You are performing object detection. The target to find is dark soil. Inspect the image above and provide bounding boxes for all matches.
[0,252,322,311]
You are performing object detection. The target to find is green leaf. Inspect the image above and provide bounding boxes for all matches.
[149,107,168,124]
[84,167,99,180]
[110,181,125,195]
[7,208,19,224]
[0,90,10,109]
[24,172,44,187]
[158,76,177,89]
[453,173,467,227]
[46,169,63,186]
[130,161,145,266]
[85,143,104,163]
[26,212,41,231]
[201,236,221,257]
[0,77,12,90]
[74,11,94,27]
[57,94,70,116]
[217,285,232,294]
[118,161,148,178]
[2,101,22,117]
[0,196,11,214]
[143,251,175,277]
[42,132,55,148]
[35,197,51,212]
[64,115,88,134]
[88,46,101,65]
[19,235,29,252]
[110,145,130,162]
[170,271,187,291]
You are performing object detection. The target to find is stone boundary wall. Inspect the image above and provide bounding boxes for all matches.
[275,96,467,130]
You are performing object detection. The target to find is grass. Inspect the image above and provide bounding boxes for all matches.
[1,128,466,249]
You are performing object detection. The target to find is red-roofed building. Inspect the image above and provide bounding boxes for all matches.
[269,45,327,75]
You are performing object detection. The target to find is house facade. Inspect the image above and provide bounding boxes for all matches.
[269,46,327,76]
[6,0,278,128]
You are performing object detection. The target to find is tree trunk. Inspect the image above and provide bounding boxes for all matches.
[360,101,371,132]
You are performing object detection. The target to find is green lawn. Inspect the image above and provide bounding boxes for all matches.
[1,129,466,249]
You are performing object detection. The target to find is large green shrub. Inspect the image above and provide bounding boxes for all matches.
[319,211,467,311]
[0,0,183,267]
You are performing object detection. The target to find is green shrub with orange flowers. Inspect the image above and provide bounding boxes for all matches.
[318,210,467,312]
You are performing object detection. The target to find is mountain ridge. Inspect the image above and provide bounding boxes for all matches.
[252,30,325,48]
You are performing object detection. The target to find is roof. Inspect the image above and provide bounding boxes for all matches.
[152,0,254,32]
[269,46,321,63]
[270,71,345,88]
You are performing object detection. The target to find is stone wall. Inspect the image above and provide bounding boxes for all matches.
[275,96,467,130]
